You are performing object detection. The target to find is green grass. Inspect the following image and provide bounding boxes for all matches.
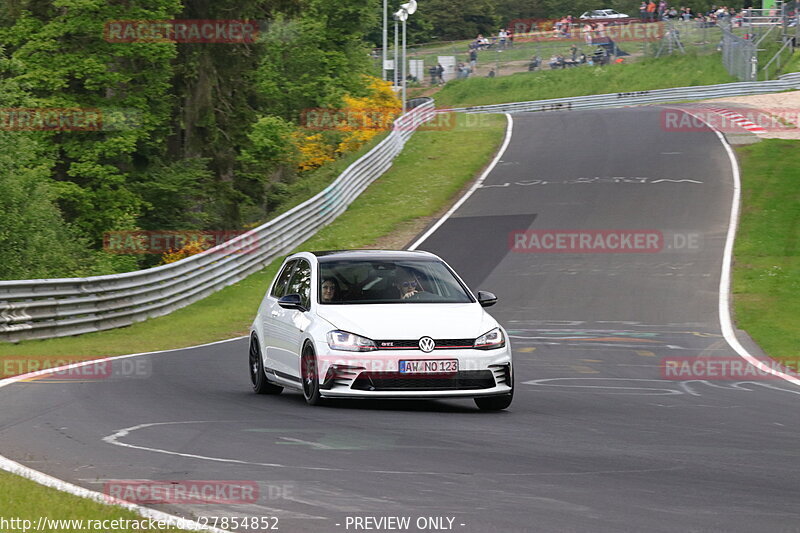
[733,140,800,365]
[786,51,800,73]
[0,113,506,359]
[433,52,735,107]
[0,470,189,532]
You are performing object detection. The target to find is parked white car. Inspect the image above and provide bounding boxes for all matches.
[248,250,513,410]
[580,9,631,23]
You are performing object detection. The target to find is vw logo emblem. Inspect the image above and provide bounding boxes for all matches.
[418,337,436,353]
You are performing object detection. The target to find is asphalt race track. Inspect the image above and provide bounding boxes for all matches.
[3,107,800,533]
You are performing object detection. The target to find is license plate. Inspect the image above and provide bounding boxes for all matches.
[399,360,458,374]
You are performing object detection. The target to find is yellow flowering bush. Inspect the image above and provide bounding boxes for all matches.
[292,76,402,171]
[160,235,211,264]
[335,77,401,154]
[293,131,336,171]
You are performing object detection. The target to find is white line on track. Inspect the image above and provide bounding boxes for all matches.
[710,122,800,387]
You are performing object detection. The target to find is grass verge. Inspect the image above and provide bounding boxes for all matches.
[733,139,800,365]
[782,49,800,74]
[0,113,506,359]
[0,470,189,532]
[433,52,735,108]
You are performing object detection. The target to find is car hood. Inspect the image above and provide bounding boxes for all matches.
[315,303,497,340]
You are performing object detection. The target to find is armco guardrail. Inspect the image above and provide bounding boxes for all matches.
[0,100,435,342]
[451,72,800,114]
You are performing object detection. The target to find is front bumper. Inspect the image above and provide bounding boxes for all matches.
[312,341,512,399]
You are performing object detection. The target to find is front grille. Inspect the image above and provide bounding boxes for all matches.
[374,338,475,350]
[351,370,496,391]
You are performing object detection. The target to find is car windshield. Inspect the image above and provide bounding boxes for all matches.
[318,259,474,304]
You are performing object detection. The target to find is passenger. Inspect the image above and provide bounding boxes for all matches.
[395,270,423,299]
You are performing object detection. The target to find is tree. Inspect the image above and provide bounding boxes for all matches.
[0,0,181,242]
[412,0,499,41]
[255,0,377,121]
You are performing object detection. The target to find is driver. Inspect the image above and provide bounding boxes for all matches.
[320,277,340,303]
[395,269,424,300]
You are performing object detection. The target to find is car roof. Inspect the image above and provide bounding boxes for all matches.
[309,249,439,262]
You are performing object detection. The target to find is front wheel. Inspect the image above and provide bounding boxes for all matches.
[301,344,324,406]
[250,337,283,395]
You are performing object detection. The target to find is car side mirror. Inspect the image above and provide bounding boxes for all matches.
[477,291,497,308]
[278,294,306,312]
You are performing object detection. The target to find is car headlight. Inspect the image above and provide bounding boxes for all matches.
[326,330,377,352]
[474,327,505,350]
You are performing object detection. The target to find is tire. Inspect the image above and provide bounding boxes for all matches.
[301,344,324,406]
[249,337,283,395]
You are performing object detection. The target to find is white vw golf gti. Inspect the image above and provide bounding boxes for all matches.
[248,250,513,410]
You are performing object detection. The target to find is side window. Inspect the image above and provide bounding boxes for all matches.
[271,260,297,298]
[286,260,312,310]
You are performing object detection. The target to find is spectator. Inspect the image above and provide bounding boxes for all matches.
[498,28,508,48]
[583,22,594,44]
[593,46,608,65]
[570,44,578,61]
[647,0,657,21]
[640,1,648,22]
[428,65,438,85]
[436,63,445,84]
[469,48,478,70]
[548,55,565,69]
[487,68,496,78]
[560,17,571,37]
